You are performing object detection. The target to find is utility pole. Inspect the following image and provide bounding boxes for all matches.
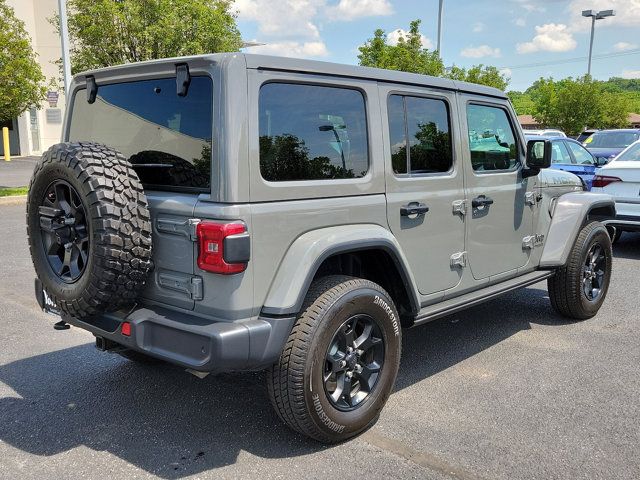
[436,0,444,56]
[581,9,615,77]
[58,0,72,95]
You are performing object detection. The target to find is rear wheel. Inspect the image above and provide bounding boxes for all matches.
[267,275,401,443]
[548,221,612,320]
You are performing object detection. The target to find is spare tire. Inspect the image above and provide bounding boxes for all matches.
[27,142,153,319]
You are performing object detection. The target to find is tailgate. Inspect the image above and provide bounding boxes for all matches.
[141,192,200,310]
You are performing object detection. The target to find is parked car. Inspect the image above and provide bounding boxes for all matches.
[26,54,615,443]
[526,135,602,190]
[592,140,640,242]
[576,129,598,143]
[523,128,567,137]
[584,129,640,165]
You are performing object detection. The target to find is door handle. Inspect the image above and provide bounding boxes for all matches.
[471,195,494,208]
[400,202,429,217]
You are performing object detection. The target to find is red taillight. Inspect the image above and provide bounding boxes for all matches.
[121,322,131,336]
[196,221,248,274]
[592,175,622,188]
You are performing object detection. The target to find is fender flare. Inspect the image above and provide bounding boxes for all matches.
[539,192,615,268]
[261,224,420,316]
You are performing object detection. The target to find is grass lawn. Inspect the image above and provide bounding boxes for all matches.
[0,186,28,197]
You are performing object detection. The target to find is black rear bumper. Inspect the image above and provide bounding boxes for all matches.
[35,280,295,373]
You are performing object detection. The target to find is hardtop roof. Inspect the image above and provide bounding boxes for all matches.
[74,52,507,100]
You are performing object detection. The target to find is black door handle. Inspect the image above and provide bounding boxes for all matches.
[400,202,429,217]
[472,195,494,208]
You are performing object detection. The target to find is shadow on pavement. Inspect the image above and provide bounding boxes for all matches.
[612,232,640,261]
[0,285,567,478]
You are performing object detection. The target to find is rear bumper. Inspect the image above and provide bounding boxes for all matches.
[36,280,295,373]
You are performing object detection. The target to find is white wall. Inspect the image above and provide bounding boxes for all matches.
[7,0,65,156]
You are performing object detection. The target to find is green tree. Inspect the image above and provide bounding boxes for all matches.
[529,76,631,136]
[507,91,535,115]
[445,64,509,91]
[0,0,47,122]
[358,20,444,76]
[358,20,509,90]
[54,0,242,74]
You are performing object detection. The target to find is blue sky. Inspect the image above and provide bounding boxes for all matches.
[235,0,640,91]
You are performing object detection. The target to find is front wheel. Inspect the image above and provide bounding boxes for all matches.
[267,275,401,443]
[548,221,612,320]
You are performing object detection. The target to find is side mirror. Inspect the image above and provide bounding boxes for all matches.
[595,157,608,166]
[526,139,552,169]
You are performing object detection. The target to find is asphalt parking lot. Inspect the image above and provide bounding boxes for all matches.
[1,201,639,480]
[0,157,38,188]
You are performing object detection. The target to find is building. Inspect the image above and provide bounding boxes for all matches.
[2,0,64,157]
[518,113,640,131]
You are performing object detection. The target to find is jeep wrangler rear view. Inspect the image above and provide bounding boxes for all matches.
[27,54,615,443]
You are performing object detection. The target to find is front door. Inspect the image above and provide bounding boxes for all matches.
[383,87,466,296]
[460,98,535,280]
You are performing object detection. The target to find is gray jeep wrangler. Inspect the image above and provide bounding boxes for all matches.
[27,54,615,443]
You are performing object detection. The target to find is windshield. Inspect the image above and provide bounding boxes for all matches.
[586,131,640,149]
[68,76,213,192]
[616,142,640,162]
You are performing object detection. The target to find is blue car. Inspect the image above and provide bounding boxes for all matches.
[525,135,601,189]
[584,129,640,164]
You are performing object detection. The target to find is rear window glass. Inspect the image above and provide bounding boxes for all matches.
[586,131,640,149]
[68,77,212,192]
[259,83,369,181]
[617,142,640,161]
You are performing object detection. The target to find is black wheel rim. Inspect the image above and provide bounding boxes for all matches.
[323,314,385,411]
[39,180,90,283]
[582,242,606,301]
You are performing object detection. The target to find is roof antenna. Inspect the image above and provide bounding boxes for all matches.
[176,63,191,96]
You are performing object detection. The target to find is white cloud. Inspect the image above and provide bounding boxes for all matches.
[387,28,434,50]
[499,67,513,78]
[566,0,640,32]
[613,42,639,52]
[472,22,485,33]
[246,41,329,58]
[621,69,640,79]
[520,3,546,13]
[460,45,501,58]
[516,23,576,53]
[326,0,393,21]
[235,0,321,39]
[514,18,526,27]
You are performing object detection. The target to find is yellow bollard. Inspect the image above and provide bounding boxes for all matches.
[2,127,10,162]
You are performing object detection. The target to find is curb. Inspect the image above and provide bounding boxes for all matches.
[0,195,27,206]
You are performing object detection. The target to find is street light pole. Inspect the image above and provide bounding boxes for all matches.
[58,0,72,95]
[436,0,444,56]
[581,9,615,77]
[587,14,596,76]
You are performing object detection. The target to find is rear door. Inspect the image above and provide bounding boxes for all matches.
[564,140,598,189]
[382,85,466,296]
[67,75,214,310]
[460,96,534,280]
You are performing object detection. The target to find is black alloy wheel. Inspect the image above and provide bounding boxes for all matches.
[582,242,606,301]
[323,314,385,411]
[39,180,89,283]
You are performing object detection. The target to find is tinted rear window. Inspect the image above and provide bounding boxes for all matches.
[68,77,212,192]
[587,131,640,149]
[259,83,369,181]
